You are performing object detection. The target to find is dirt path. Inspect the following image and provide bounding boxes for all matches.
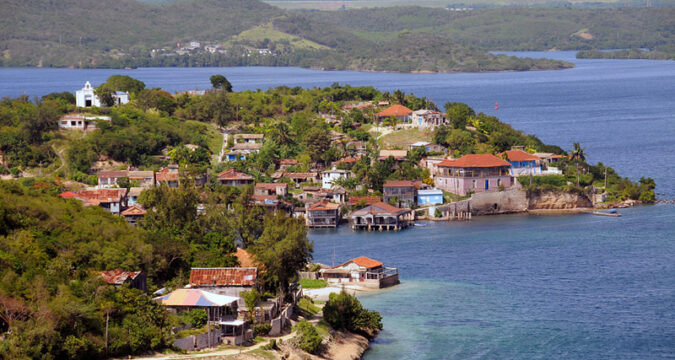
[128,331,297,360]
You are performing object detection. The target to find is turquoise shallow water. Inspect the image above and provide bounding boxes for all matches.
[310,206,675,359]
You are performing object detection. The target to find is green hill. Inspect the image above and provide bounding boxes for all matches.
[2,0,672,70]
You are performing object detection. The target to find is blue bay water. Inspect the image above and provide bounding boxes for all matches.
[1,52,674,358]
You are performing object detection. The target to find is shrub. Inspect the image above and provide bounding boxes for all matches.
[323,290,382,338]
[253,323,272,337]
[184,309,207,328]
[299,279,328,289]
[434,208,442,218]
[295,321,322,354]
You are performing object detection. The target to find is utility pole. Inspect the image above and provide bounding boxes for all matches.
[604,167,607,189]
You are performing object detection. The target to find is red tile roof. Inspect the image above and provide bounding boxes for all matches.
[350,256,383,269]
[121,205,146,216]
[98,170,128,178]
[333,256,383,270]
[76,189,126,203]
[217,169,253,180]
[348,196,381,206]
[375,104,413,118]
[189,267,257,287]
[352,202,410,216]
[500,150,541,162]
[279,159,298,165]
[98,269,143,285]
[308,200,340,211]
[255,183,287,190]
[384,180,416,188]
[59,191,79,198]
[335,157,360,165]
[437,154,511,168]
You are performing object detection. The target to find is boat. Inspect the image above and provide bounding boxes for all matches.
[494,101,499,110]
[414,223,427,227]
[592,209,621,217]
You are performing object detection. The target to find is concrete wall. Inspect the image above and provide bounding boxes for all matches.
[173,330,222,351]
[470,189,528,215]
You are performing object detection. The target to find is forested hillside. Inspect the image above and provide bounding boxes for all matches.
[1,0,672,70]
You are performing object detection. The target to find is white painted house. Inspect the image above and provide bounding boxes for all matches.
[76,81,129,108]
[321,169,351,189]
[58,114,111,131]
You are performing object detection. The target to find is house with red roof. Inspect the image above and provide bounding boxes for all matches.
[188,267,258,301]
[98,269,147,291]
[63,188,127,214]
[254,183,288,196]
[216,169,254,187]
[350,202,411,231]
[320,256,399,289]
[500,150,543,176]
[306,200,340,228]
[375,104,413,123]
[434,154,513,196]
[121,204,146,226]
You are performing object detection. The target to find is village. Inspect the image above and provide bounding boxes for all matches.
[0,77,651,359]
[59,81,575,233]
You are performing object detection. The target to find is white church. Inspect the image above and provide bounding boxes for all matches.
[76,81,130,108]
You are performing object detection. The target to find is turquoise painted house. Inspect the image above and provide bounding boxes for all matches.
[417,189,444,206]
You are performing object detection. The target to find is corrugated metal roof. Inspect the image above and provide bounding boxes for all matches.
[98,269,142,285]
[189,267,257,287]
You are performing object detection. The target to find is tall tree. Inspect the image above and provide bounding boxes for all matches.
[250,212,312,302]
[210,75,233,92]
[444,102,475,129]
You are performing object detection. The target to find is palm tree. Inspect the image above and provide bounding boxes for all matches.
[571,142,586,186]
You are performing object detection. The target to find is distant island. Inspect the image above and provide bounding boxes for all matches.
[1,1,672,72]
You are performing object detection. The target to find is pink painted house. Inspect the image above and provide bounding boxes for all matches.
[434,154,513,196]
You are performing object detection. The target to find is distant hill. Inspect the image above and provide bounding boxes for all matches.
[2,0,672,71]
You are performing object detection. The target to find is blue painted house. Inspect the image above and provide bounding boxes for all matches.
[500,150,542,176]
[417,189,444,206]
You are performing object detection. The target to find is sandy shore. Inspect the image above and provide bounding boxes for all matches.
[303,284,380,301]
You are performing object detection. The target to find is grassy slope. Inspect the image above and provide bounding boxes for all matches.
[378,128,433,149]
[229,23,331,50]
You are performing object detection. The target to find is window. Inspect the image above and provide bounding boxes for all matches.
[472,180,477,189]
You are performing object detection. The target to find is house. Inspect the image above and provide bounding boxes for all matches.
[121,204,146,226]
[351,202,411,231]
[205,45,226,54]
[233,134,264,144]
[225,143,262,162]
[254,183,288,196]
[417,189,444,206]
[58,114,111,131]
[278,159,297,170]
[154,289,249,345]
[320,187,347,204]
[217,169,254,187]
[285,172,318,186]
[76,81,129,108]
[250,195,293,213]
[188,267,257,302]
[411,109,446,128]
[348,196,381,207]
[419,157,448,178]
[128,170,155,187]
[500,150,542,176]
[383,180,417,208]
[97,170,129,188]
[98,269,147,291]
[346,141,367,156]
[306,200,340,228]
[72,188,127,214]
[375,104,413,123]
[320,256,399,288]
[378,149,408,161]
[321,168,351,189]
[434,154,513,196]
[409,142,447,154]
[156,167,179,187]
[333,157,360,168]
[97,170,154,188]
[533,152,564,165]
[127,187,143,206]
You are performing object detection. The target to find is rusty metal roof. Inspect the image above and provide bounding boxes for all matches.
[189,267,257,287]
[98,269,143,285]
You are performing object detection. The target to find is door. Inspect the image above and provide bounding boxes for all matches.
[485,180,489,190]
